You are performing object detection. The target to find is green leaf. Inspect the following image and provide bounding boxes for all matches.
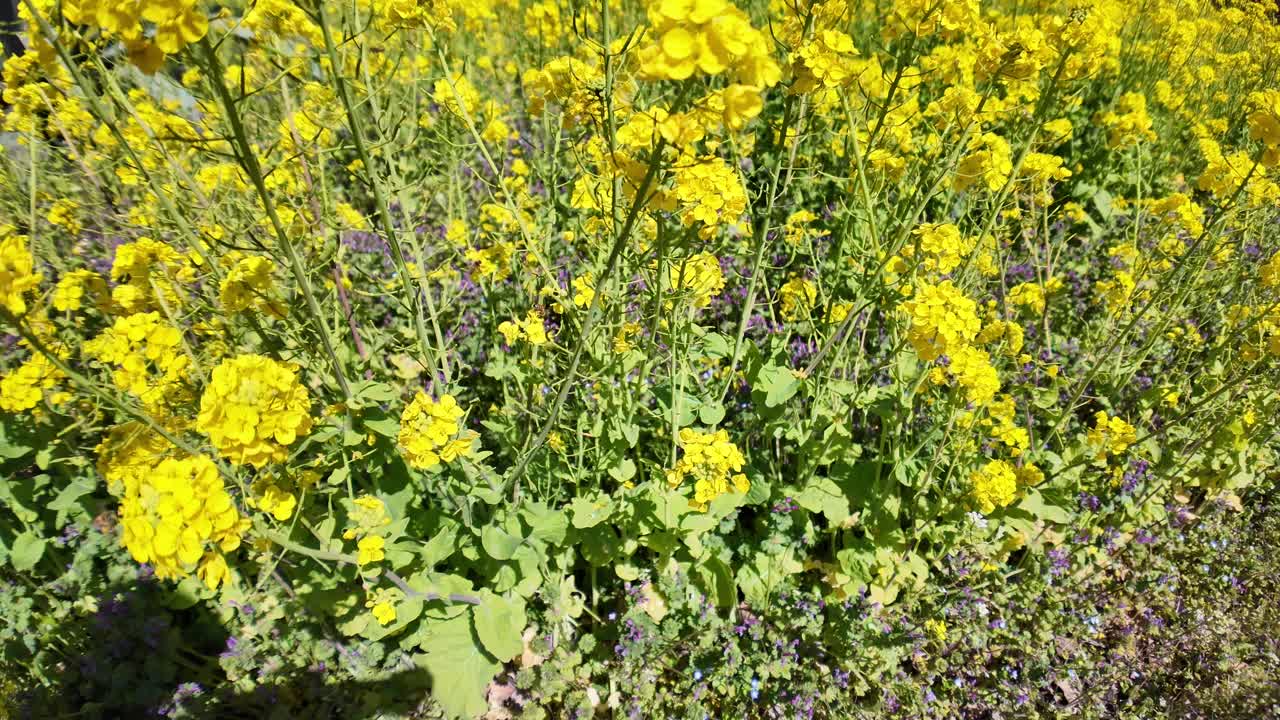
[1017,488,1072,524]
[353,380,399,404]
[569,494,614,529]
[607,458,636,482]
[474,592,526,662]
[10,532,45,572]
[698,401,726,426]
[651,486,691,529]
[753,363,801,408]
[48,476,96,521]
[702,332,731,358]
[164,576,206,610]
[415,612,500,719]
[577,525,619,566]
[480,524,522,561]
[521,502,567,546]
[0,421,32,459]
[794,477,851,524]
[698,555,737,608]
[327,466,351,486]
[363,416,401,438]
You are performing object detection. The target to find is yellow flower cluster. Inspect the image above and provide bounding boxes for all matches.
[0,229,40,317]
[636,0,780,88]
[523,57,607,129]
[64,0,209,64]
[969,459,1018,514]
[666,428,749,511]
[954,133,1012,193]
[779,276,817,321]
[1087,411,1137,460]
[372,0,457,32]
[887,0,980,40]
[110,238,194,315]
[903,280,981,361]
[241,0,322,43]
[220,254,283,317]
[498,310,549,346]
[1248,89,1280,166]
[669,155,747,237]
[1095,92,1156,149]
[85,312,189,411]
[52,269,108,313]
[0,352,65,413]
[670,253,724,308]
[96,422,172,496]
[1197,138,1277,203]
[907,223,976,275]
[1007,282,1047,315]
[195,355,313,467]
[793,29,859,93]
[398,392,474,469]
[118,454,244,590]
[947,345,1000,406]
[343,495,391,540]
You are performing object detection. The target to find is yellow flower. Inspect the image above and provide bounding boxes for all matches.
[345,495,392,540]
[399,392,471,469]
[948,345,1000,406]
[84,312,189,412]
[1094,92,1156,149]
[498,310,550,346]
[196,355,313,467]
[1087,411,1137,460]
[572,273,596,308]
[1008,282,1047,315]
[902,280,982,361]
[670,253,725,308]
[197,551,231,591]
[0,352,64,413]
[254,482,297,521]
[118,454,243,585]
[954,132,1012,193]
[670,155,747,237]
[667,428,749,511]
[779,275,817,321]
[0,229,41,316]
[220,254,283,317]
[924,618,948,643]
[52,269,108,312]
[369,597,396,625]
[970,459,1018,514]
[357,535,386,565]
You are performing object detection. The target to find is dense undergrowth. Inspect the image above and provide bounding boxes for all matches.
[1,0,1280,716]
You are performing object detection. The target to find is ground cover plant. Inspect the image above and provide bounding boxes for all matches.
[1,0,1279,717]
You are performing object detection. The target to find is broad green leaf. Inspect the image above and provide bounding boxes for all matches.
[480,524,522,561]
[521,502,568,546]
[577,524,619,566]
[569,494,614,529]
[651,486,691,529]
[415,612,499,719]
[753,363,801,408]
[363,416,401,438]
[48,476,96,522]
[794,477,851,524]
[698,401,726,426]
[702,332,731,358]
[9,531,45,572]
[607,458,636,482]
[698,555,737,608]
[1018,488,1072,524]
[474,591,526,662]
